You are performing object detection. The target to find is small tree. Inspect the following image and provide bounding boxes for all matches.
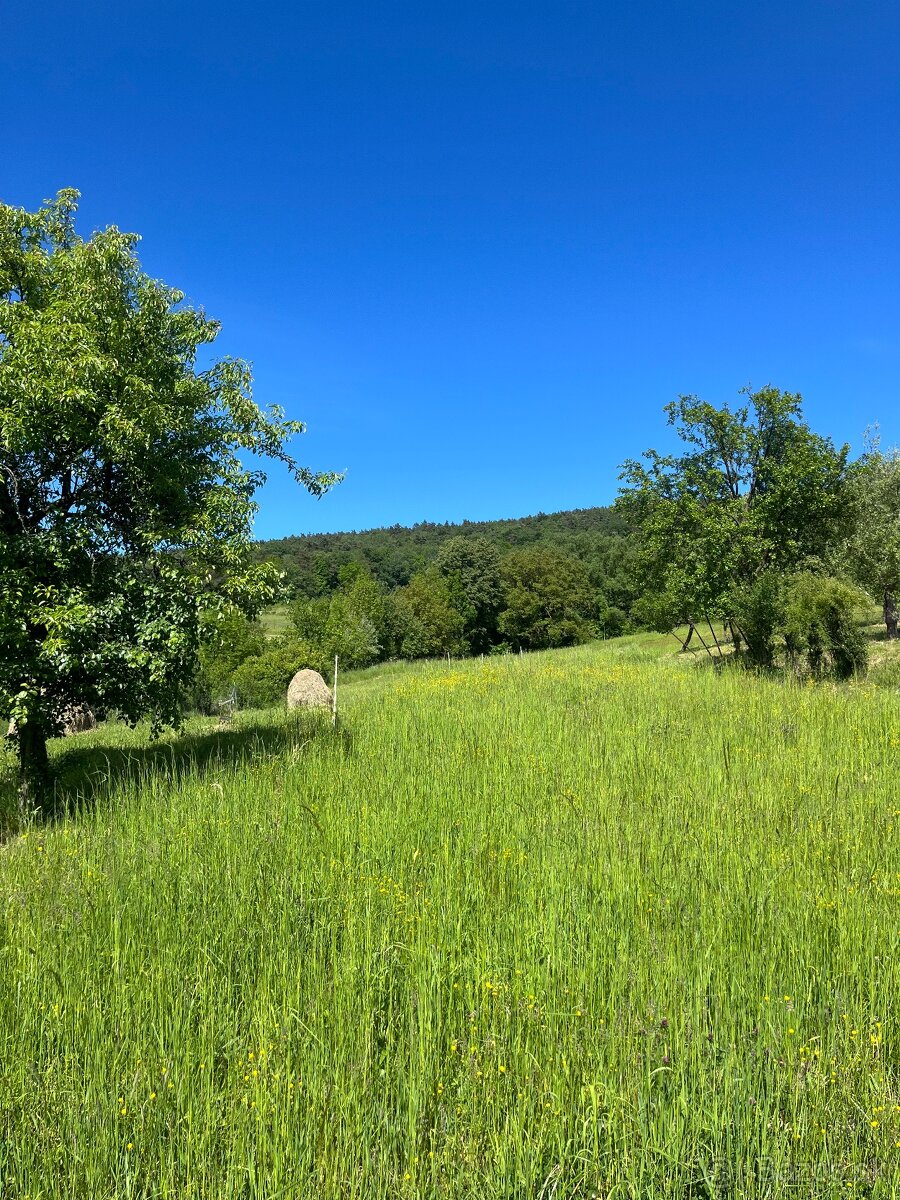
[390,568,467,658]
[0,191,337,807]
[289,566,385,671]
[618,387,850,638]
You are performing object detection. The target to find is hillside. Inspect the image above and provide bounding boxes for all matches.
[2,636,897,1195]
[253,505,632,597]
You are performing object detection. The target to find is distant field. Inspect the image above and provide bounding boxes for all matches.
[259,602,293,639]
[1,636,899,1197]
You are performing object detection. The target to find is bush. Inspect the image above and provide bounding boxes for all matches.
[782,574,869,680]
[190,611,267,712]
[596,600,629,639]
[231,640,315,708]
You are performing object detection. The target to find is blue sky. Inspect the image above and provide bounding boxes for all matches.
[4,0,900,538]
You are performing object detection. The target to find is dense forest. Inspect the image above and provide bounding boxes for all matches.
[252,506,633,599]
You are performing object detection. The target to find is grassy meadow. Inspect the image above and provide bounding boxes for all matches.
[258,604,294,640]
[1,636,899,1197]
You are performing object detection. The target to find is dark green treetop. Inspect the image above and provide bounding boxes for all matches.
[435,535,503,653]
[499,546,595,650]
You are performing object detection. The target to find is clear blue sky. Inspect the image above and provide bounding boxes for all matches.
[4,1,900,539]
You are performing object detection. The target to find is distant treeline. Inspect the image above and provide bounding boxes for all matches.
[252,506,634,602]
[199,386,900,710]
[192,509,642,709]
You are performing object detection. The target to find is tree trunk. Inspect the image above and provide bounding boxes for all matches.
[885,590,899,640]
[17,721,50,814]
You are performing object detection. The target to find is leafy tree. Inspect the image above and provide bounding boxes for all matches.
[617,387,850,638]
[289,565,384,670]
[845,435,900,637]
[324,593,381,669]
[290,594,330,642]
[390,568,467,658]
[499,547,595,650]
[333,564,388,644]
[0,190,336,806]
[435,535,503,653]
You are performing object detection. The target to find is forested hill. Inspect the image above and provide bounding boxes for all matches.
[254,506,633,598]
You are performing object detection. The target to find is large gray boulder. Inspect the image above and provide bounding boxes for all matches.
[287,669,333,711]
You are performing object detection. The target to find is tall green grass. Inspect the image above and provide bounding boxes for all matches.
[1,640,899,1197]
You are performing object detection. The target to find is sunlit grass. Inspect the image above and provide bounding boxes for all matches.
[1,638,899,1197]
[258,603,293,640]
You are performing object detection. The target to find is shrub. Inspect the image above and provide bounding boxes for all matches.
[232,640,318,708]
[596,600,629,640]
[782,573,869,680]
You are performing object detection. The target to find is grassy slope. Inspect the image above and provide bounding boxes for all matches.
[258,604,293,639]
[1,637,899,1197]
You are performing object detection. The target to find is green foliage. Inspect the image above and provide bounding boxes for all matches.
[618,387,849,629]
[390,568,468,658]
[255,506,633,601]
[435,535,504,653]
[499,547,595,649]
[194,610,266,709]
[0,190,336,803]
[328,567,386,668]
[781,573,869,680]
[290,566,385,671]
[731,569,869,678]
[732,570,785,667]
[595,597,629,639]
[231,639,311,708]
[844,434,900,637]
[253,512,642,673]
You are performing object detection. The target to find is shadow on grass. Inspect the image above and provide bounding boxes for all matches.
[0,710,351,834]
